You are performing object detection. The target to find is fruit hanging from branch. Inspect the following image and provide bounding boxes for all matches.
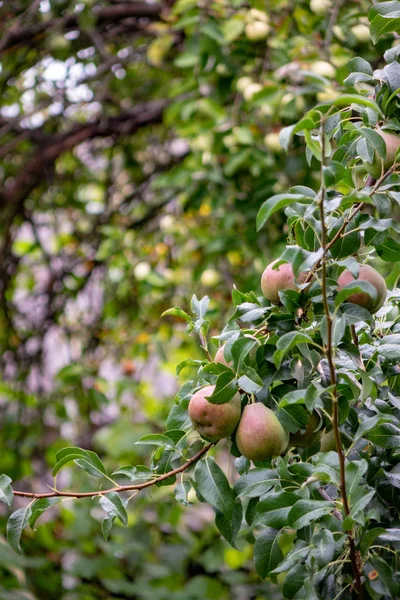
[188,385,241,443]
[337,263,387,313]
[235,403,289,460]
[363,128,400,178]
[261,260,306,305]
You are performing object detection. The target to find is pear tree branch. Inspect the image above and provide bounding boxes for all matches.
[12,443,213,500]
[318,118,364,599]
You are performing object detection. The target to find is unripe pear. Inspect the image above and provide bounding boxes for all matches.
[134,262,151,280]
[261,260,307,305]
[245,21,270,41]
[308,60,336,79]
[247,8,269,23]
[337,264,387,314]
[320,429,351,452]
[188,385,241,442]
[243,82,263,101]
[264,132,282,153]
[351,23,370,43]
[364,130,400,178]
[289,412,323,448]
[320,429,336,452]
[236,76,254,93]
[200,268,220,287]
[236,403,289,460]
[310,0,332,15]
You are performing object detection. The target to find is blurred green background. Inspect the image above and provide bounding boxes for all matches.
[0,0,388,597]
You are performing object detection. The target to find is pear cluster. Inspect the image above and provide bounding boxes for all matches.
[245,9,270,41]
[188,257,387,460]
[261,259,386,313]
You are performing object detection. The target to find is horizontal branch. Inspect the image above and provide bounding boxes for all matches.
[0,2,163,55]
[0,98,169,292]
[13,443,213,500]
[0,98,168,217]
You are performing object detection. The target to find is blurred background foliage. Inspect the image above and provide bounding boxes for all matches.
[0,0,392,597]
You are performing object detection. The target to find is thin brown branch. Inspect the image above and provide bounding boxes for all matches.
[351,324,365,371]
[13,443,213,499]
[318,121,364,599]
[324,0,344,55]
[318,487,342,521]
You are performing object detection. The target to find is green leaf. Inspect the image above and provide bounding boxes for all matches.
[205,372,238,405]
[174,481,191,506]
[29,498,62,529]
[360,527,386,557]
[234,468,279,498]
[369,8,400,43]
[281,563,307,598]
[350,489,375,519]
[230,337,258,371]
[365,423,400,447]
[74,450,107,479]
[195,457,235,519]
[330,94,383,116]
[101,514,115,541]
[176,359,205,375]
[359,127,387,159]
[288,500,333,529]
[215,502,243,548]
[52,447,106,478]
[7,507,32,554]
[279,113,319,152]
[347,57,373,76]
[335,280,377,308]
[376,237,400,262]
[112,465,153,483]
[190,295,209,319]
[332,315,346,346]
[378,528,400,542]
[254,528,283,578]
[256,194,307,231]
[256,492,299,528]
[238,366,263,394]
[379,344,400,362]
[277,246,322,277]
[161,307,192,322]
[277,405,309,434]
[273,331,314,368]
[0,475,13,507]
[311,529,335,566]
[365,556,399,597]
[355,415,397,441]
[135,434,176,448]
[99,492,128,526]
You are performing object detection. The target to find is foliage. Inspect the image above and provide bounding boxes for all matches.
[1,0,400,599]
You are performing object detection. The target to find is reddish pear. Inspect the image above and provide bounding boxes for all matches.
[188,385,241,443]
[261,260,306,305]
[215,345,231,367]
[364,130,400,178]
[337,264,386,314]
[235,403,289,460]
